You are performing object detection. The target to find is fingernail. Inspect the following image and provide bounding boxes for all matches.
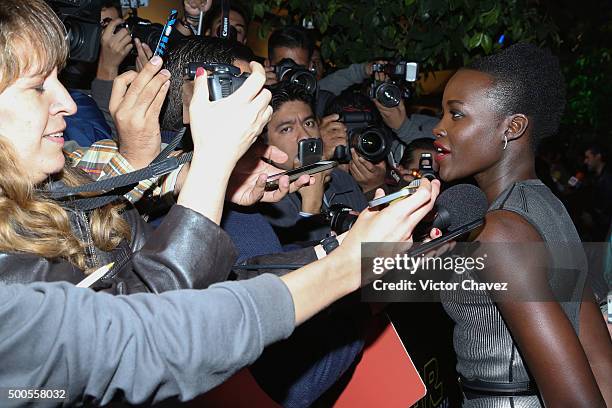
[196,67,205,78]
[434,228,442,237]
[134,38,140,44]
[150,55,162,65]
[160,69,171,77]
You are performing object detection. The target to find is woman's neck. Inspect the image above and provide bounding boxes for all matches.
[474,149,538,203]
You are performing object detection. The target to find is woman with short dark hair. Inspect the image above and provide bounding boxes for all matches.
[434,42,611,407]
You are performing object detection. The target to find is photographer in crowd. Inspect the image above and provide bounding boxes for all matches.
[259,82,368,245]
[322,91,391,195]
[264,25,313,86]
[0,1,442,404]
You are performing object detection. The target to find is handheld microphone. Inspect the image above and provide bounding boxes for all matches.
[415,183,488,239]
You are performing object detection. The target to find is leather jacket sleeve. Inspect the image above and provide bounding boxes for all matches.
[0,205,237,295]
[108,205,237,294]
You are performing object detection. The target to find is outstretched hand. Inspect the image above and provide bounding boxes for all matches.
[331,179,441,289]
[227,143,312,206]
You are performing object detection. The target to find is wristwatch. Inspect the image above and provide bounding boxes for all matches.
[320,235,339,254]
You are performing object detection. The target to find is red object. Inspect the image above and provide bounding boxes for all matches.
[189,314,426,407]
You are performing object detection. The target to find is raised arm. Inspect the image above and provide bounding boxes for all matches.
[0,180,439,405]
[0,275,295,406]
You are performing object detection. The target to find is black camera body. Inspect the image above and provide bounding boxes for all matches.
[333,111,391,164]
[368,61,419,108]
[184,63,249,101]
[274,58,318,94]
[113,15,163,54]
[417,152,436,180]
[371,61,419,82]
[47,0,102,63]
[325,204,358,235]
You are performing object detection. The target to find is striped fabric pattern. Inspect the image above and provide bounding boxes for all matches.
[64,139,182,203]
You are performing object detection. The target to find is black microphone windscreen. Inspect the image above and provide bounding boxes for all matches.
[434,184,488,231]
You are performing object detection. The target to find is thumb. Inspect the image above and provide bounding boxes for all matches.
[191,66,210,106]
[265,145,289,164]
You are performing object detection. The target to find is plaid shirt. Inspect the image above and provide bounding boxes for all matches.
[64,139,182,204]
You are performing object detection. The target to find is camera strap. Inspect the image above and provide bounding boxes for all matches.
[48,128,190,211]
[219,0,231,40]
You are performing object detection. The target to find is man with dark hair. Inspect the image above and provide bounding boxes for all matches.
[267,25,313,67]
[260,81,368,245]
[582,144,612,241]
[322,91,389,194]
[263,26,434,172]
[161,36,241,133]
[101,0,122,20]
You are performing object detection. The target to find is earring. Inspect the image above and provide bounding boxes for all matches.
[503,133,508,150]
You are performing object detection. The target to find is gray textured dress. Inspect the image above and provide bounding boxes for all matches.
[441,179,587,408]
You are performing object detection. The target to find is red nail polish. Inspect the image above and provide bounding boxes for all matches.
[196,67,205,78]
[435,228,442,237]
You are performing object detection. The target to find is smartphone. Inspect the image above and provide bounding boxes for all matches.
[405,219,484,258]
[265,160,337,191]
[153,9,178,57]
[298,138,323,166]
[368,179,421,208]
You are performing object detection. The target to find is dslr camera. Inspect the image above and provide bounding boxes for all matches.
[324,204,358,235]
[112,15,164,55]
[184,63,249,101]
[333,111,392,164]
[368,61,419,108]
[274,58,318,94]
[414,152,436,180]
[47,0,102,63]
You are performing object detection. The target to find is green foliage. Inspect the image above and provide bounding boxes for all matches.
[564,50,612,131]
[245,0,560,71]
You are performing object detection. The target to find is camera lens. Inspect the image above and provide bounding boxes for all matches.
[360,131,383,154]
[375,82,402,108]
[353,127,389,163]
[289,70,317,94]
